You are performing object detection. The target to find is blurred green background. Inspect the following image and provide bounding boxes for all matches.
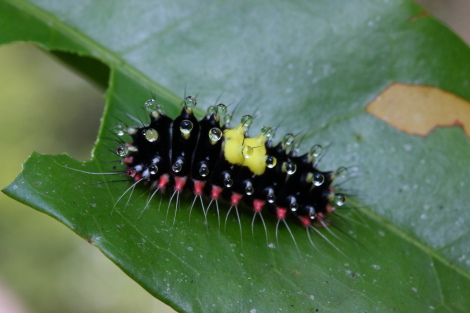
[0,1,468,312]
[0,44,175,313]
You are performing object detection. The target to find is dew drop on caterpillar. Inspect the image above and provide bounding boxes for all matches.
[61,95,352,252]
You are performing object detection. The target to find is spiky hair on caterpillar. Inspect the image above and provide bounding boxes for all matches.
[113,95,349,244]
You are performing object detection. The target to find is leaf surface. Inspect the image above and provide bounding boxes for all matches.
[2,0,470,312]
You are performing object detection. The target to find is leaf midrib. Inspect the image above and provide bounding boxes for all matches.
[360,206,470,282]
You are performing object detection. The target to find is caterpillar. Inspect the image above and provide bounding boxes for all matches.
[110,95,348,245]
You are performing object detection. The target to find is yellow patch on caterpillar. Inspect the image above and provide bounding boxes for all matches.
[223,123,268,175]
[223,123,246,165]
[242,133,267,175]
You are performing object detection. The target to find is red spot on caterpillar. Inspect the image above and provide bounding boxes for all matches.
[276,207,288,220]
[299,216,311,228]
[193,181,205,195]
[158,174,170,190]
[230,193,243,206]
[211,186,222,199]
[326,204,335,214]
[174,176,187,191]
[127,169,136,177]
[253,199,265,212]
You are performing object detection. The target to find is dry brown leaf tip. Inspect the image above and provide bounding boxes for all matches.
[366,83,470,137]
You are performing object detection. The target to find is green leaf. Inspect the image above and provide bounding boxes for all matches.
[2,0,470,312]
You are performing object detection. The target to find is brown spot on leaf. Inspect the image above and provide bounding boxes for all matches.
[366,83,470,137]
[408,10,428,22]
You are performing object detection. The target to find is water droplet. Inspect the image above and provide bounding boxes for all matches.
[224,173,233,188]
[334,166,348,179]
[313,172,324,186]
[282,161,297,175]
[116,145,128,157]
[261,126,274,138]
[151,110,161,119]
[334,193,346,206]
[180,120,193,135]
[199,163,209,177]
[144,99,158,112]
[266,189,275,203]
[208,127,222,142]
[283,133,295,147]
[245,181,254,195]
[206,105,217,115]
[127,127,137,135]
[172,160,183,173]
[241,145,253,158]
[148,164,158,175]
[289,197,298,211]
[241,115,253,128]
[143,128,158,142]
[266,156,277,168]
[127,145,138,153]
[114,122,125,136]
[217,103,227,115]
[224,113,232,125]
[307,206,316,219]
[184,96,197,108]
[309,144,323,159]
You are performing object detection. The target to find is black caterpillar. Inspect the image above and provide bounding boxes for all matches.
[112,96,347,236]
